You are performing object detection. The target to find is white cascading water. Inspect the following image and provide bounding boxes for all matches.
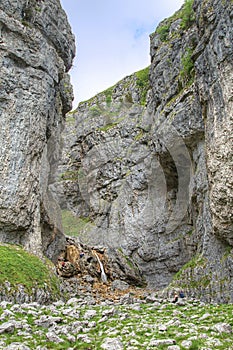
[94,252,108,284]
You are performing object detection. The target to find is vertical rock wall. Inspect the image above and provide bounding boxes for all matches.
[194,0,233,243]
[0,0,75,261]
[175,0,233,302]
[149,0,233,301]
[58,0,233,301]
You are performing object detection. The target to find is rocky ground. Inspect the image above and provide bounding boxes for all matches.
[0,242,232,349]
[0,282,232,350]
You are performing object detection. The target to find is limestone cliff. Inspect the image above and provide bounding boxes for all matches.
[0,0,75,261]
[148,0,233,302]
[60,0,232,302]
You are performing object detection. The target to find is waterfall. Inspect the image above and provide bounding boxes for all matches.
[94,252,108,284]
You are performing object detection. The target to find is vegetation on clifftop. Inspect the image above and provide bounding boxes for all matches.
[180,0,196,29]
[155,0,195,42]
[79,66,150,109]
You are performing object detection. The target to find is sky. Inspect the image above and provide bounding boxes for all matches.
[60,0,184,108]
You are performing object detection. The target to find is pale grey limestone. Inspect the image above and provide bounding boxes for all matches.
[1,0,232,306]
[58,0,233,302]
[101,337,124,350]
[0,0,75,261]
[0,298,231,349]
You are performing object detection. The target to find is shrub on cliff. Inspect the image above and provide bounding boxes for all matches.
[180,47,195,86]
[156,24,170,41]
[181,0,195,29]
[155,0,195,42]
[136,66,150,105]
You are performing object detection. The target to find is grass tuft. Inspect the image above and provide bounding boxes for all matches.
[0,244,60,295]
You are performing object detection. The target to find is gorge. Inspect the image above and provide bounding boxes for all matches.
[0,0,232,304]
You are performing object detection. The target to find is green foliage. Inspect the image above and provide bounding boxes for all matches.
[1,301,233,348]
[135,66,149,85]
[134,130,145,141]
[173,254,207,280]
[221,244,232,262]
[89,105,102,116]
[61,210,91,237]
[135,66,150,105]
[60,170,78,181]
[21,17,32,27]
[105,95,112,105]
[65,114,75,124]
[35,6,42,12]
[103,86,115,106]
[125,92,133,103]
[22,0,42,23]
[98,122,118,132]
[117,248,145,286]
[0,244,59,294]
[80,66,150,108]
[180,47,195,86]
[181,0,195,29]
[155,0,195,42]
[80,84,115,106]
[156,24,170,41]
[170,254,213,291]
[189,339,202,350]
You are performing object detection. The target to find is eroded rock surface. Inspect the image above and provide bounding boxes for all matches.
[58,0,233,302]
[0,0,75,261]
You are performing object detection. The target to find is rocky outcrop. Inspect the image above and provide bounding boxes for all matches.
[0,0,75,261]
[57,237,112,281]
[59,0,232,301]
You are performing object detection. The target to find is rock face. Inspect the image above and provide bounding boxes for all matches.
[58,69,151,286]
[0,0,75,261]
[58,0,233,302]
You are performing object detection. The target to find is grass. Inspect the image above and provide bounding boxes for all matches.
[65,114,76,124]
[79,66,150,108]
[1,301,232,349]
[134,130,145,141]
[135,66,150,105]
[156,24,170,41]
[80,84,116,107]
[103,86,115,106]
[180,0,196,29]
[172,254,207,281]
[59,170,78,181]
[98,122,118,132]
[61,209,91,237]
[154,0,195,42]
[0,244,60,295]
[89,105,102,117]
[180,47,195,86]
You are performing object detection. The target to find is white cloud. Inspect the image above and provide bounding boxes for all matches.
[60,0,184,108]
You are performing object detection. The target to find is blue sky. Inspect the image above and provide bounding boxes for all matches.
[60,0,184,108]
